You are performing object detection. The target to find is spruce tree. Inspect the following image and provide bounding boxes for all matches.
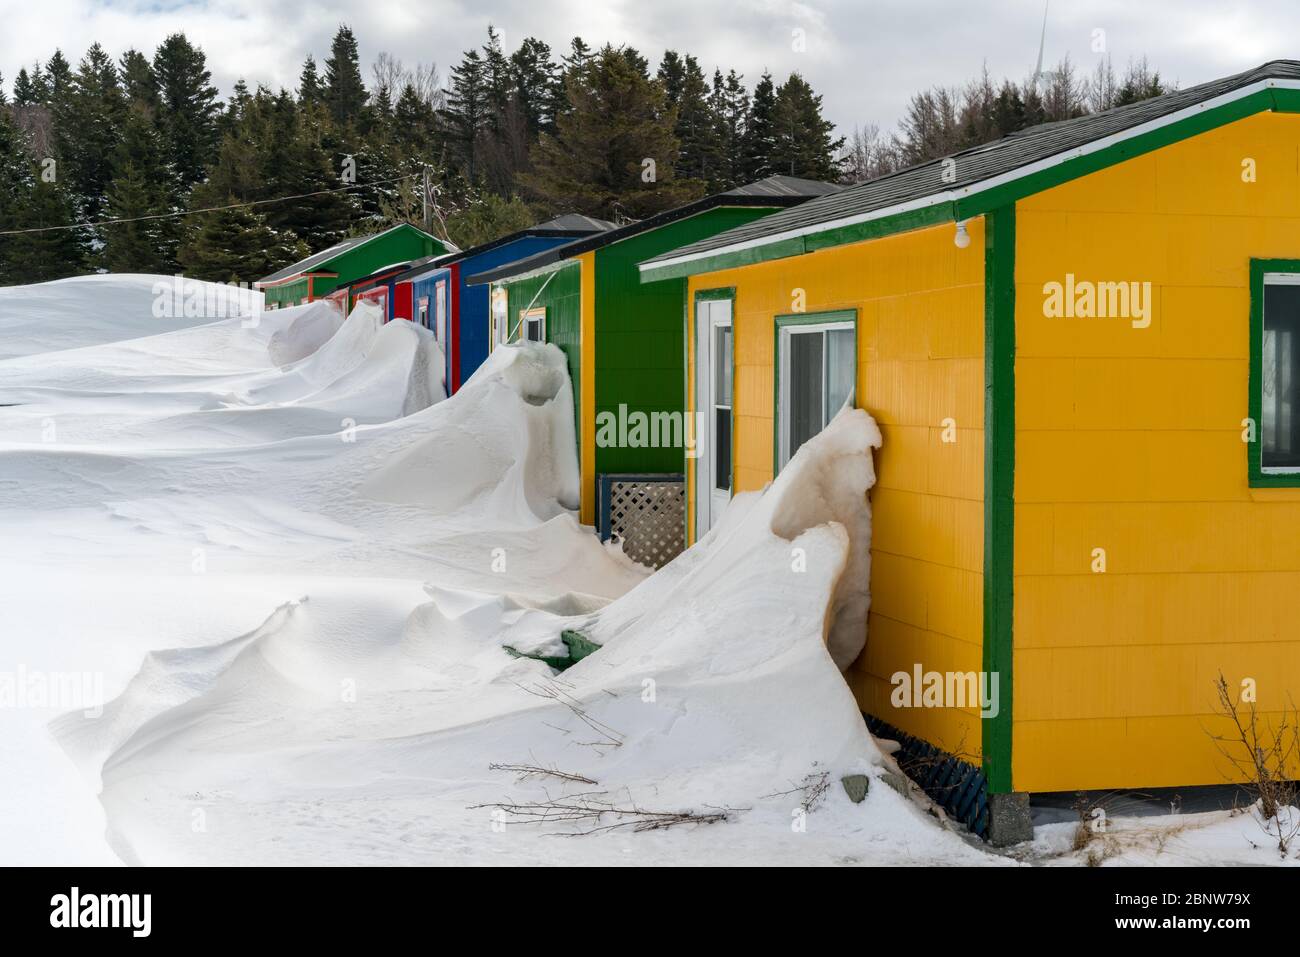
[441,48,487,182]
[152,33,220,191]
[770,73,843,181]
[323,25,367,128]
[510,38,558,137]
[119,49,158,112]
[178,202,297,284]
[523,45,701,219]
[55,43,127,220]
[0,110,36,284]
[45,51,72,101]
[102,105,175,272]
[671,55,713,184]
[740,70,777,180]
[299,55,323,105]
[5,179,88,281]
[13,67,41,106]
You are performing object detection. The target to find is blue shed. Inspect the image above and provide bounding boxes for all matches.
[393,214,614,393]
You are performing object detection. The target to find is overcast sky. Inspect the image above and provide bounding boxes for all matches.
[2,1,1295,135]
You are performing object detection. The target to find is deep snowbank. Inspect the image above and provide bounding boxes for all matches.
[49,401,990,866]
[0,274,262,360]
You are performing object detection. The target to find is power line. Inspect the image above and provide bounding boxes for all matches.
[0,172,422,237]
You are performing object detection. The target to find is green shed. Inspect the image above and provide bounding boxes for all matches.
[255,223,452,309]
[465,175,841,560]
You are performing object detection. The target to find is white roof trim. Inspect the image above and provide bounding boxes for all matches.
[639,77,1300,274]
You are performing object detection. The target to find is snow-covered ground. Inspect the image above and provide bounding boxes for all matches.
[0,275,1291,866]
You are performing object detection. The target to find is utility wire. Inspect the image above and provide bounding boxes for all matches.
[0,172,422,237]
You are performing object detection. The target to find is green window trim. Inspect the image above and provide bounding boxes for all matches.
[1248,258,1300,487]
[690,287,737,544]
[982,206,1016,794]
[772,308,860,475]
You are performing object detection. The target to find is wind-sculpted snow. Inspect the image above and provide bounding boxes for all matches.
[3,273,1000,867]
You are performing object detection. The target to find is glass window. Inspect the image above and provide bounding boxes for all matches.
[714,323,733,491]
[523,308,546,342]
[779,316,856,468]
[1263,281,1300,470]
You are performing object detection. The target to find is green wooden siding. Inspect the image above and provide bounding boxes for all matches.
[262,277,309,307]
[262,224,444,306]
[504,262,583,444]
[593,206,776,475]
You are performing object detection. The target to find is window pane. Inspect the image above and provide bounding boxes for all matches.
[715,325,733,405]
[1263,284,1300,469]
[787,330,823,461]
[715,408,732,490]
[825,327,855,425]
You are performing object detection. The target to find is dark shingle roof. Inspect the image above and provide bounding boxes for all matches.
[640,60,1300,271]
[257,224,439,285]
[392,214,618,283]
[465,175,843,285]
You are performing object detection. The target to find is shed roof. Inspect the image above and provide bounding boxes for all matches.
[256,223,445,286]
[464,175,842,285]
[392,213,618,284]
[639,60,1300,280]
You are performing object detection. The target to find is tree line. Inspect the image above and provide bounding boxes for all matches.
[0,25,1171,287]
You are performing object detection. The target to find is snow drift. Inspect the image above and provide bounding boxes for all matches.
[0,274,262,360]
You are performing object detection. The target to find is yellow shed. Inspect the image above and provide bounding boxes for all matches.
[638,61,1300,842]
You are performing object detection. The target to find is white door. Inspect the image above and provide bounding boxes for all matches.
[695,297,733,535]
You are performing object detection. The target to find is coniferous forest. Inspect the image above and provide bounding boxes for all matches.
[0,25,1171,285]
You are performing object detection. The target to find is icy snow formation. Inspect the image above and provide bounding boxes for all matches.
[8,275,1286,866]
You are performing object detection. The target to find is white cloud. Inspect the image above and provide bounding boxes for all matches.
[3,0,1298,137]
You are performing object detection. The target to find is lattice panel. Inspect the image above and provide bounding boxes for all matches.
[601,475,685,569]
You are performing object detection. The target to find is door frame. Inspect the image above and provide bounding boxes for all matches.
[773,308,859,473]
[692,287,736,541]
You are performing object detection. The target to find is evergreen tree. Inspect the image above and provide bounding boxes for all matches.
[45,51,72,101]
[101,105,176,272]
[5,179,87,281]
[740,70,776,180]
[55,43,126,220]
[524,45,700,219]
[657,52,686,112]
[178,202,297,284]
[444,192,534,249]
[299,55,323,105]
[770,72,843,180]
[510,38,558,137]
[119,49,158,112]
[394,83,438,155]
[671,55,714,184]
[0,110,36,284]
[323,25,367,128]
[152,33,220,192]
[13,67,38,106]
[441,47,487,181]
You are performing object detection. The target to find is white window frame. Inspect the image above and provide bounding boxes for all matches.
[522,307,546,343]
[417,296,429,329]
[776,315,857,470]
[1260,271,1300,475]
[434,280,448,343]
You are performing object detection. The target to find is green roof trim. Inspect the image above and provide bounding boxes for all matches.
[638,63,1300,280]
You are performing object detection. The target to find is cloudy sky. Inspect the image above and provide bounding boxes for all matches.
[1,1,1294,135]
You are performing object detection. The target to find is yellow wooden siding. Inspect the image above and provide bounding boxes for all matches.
[685,222,986,757]
[1014,110,1300,791]
[579,253,596,525]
